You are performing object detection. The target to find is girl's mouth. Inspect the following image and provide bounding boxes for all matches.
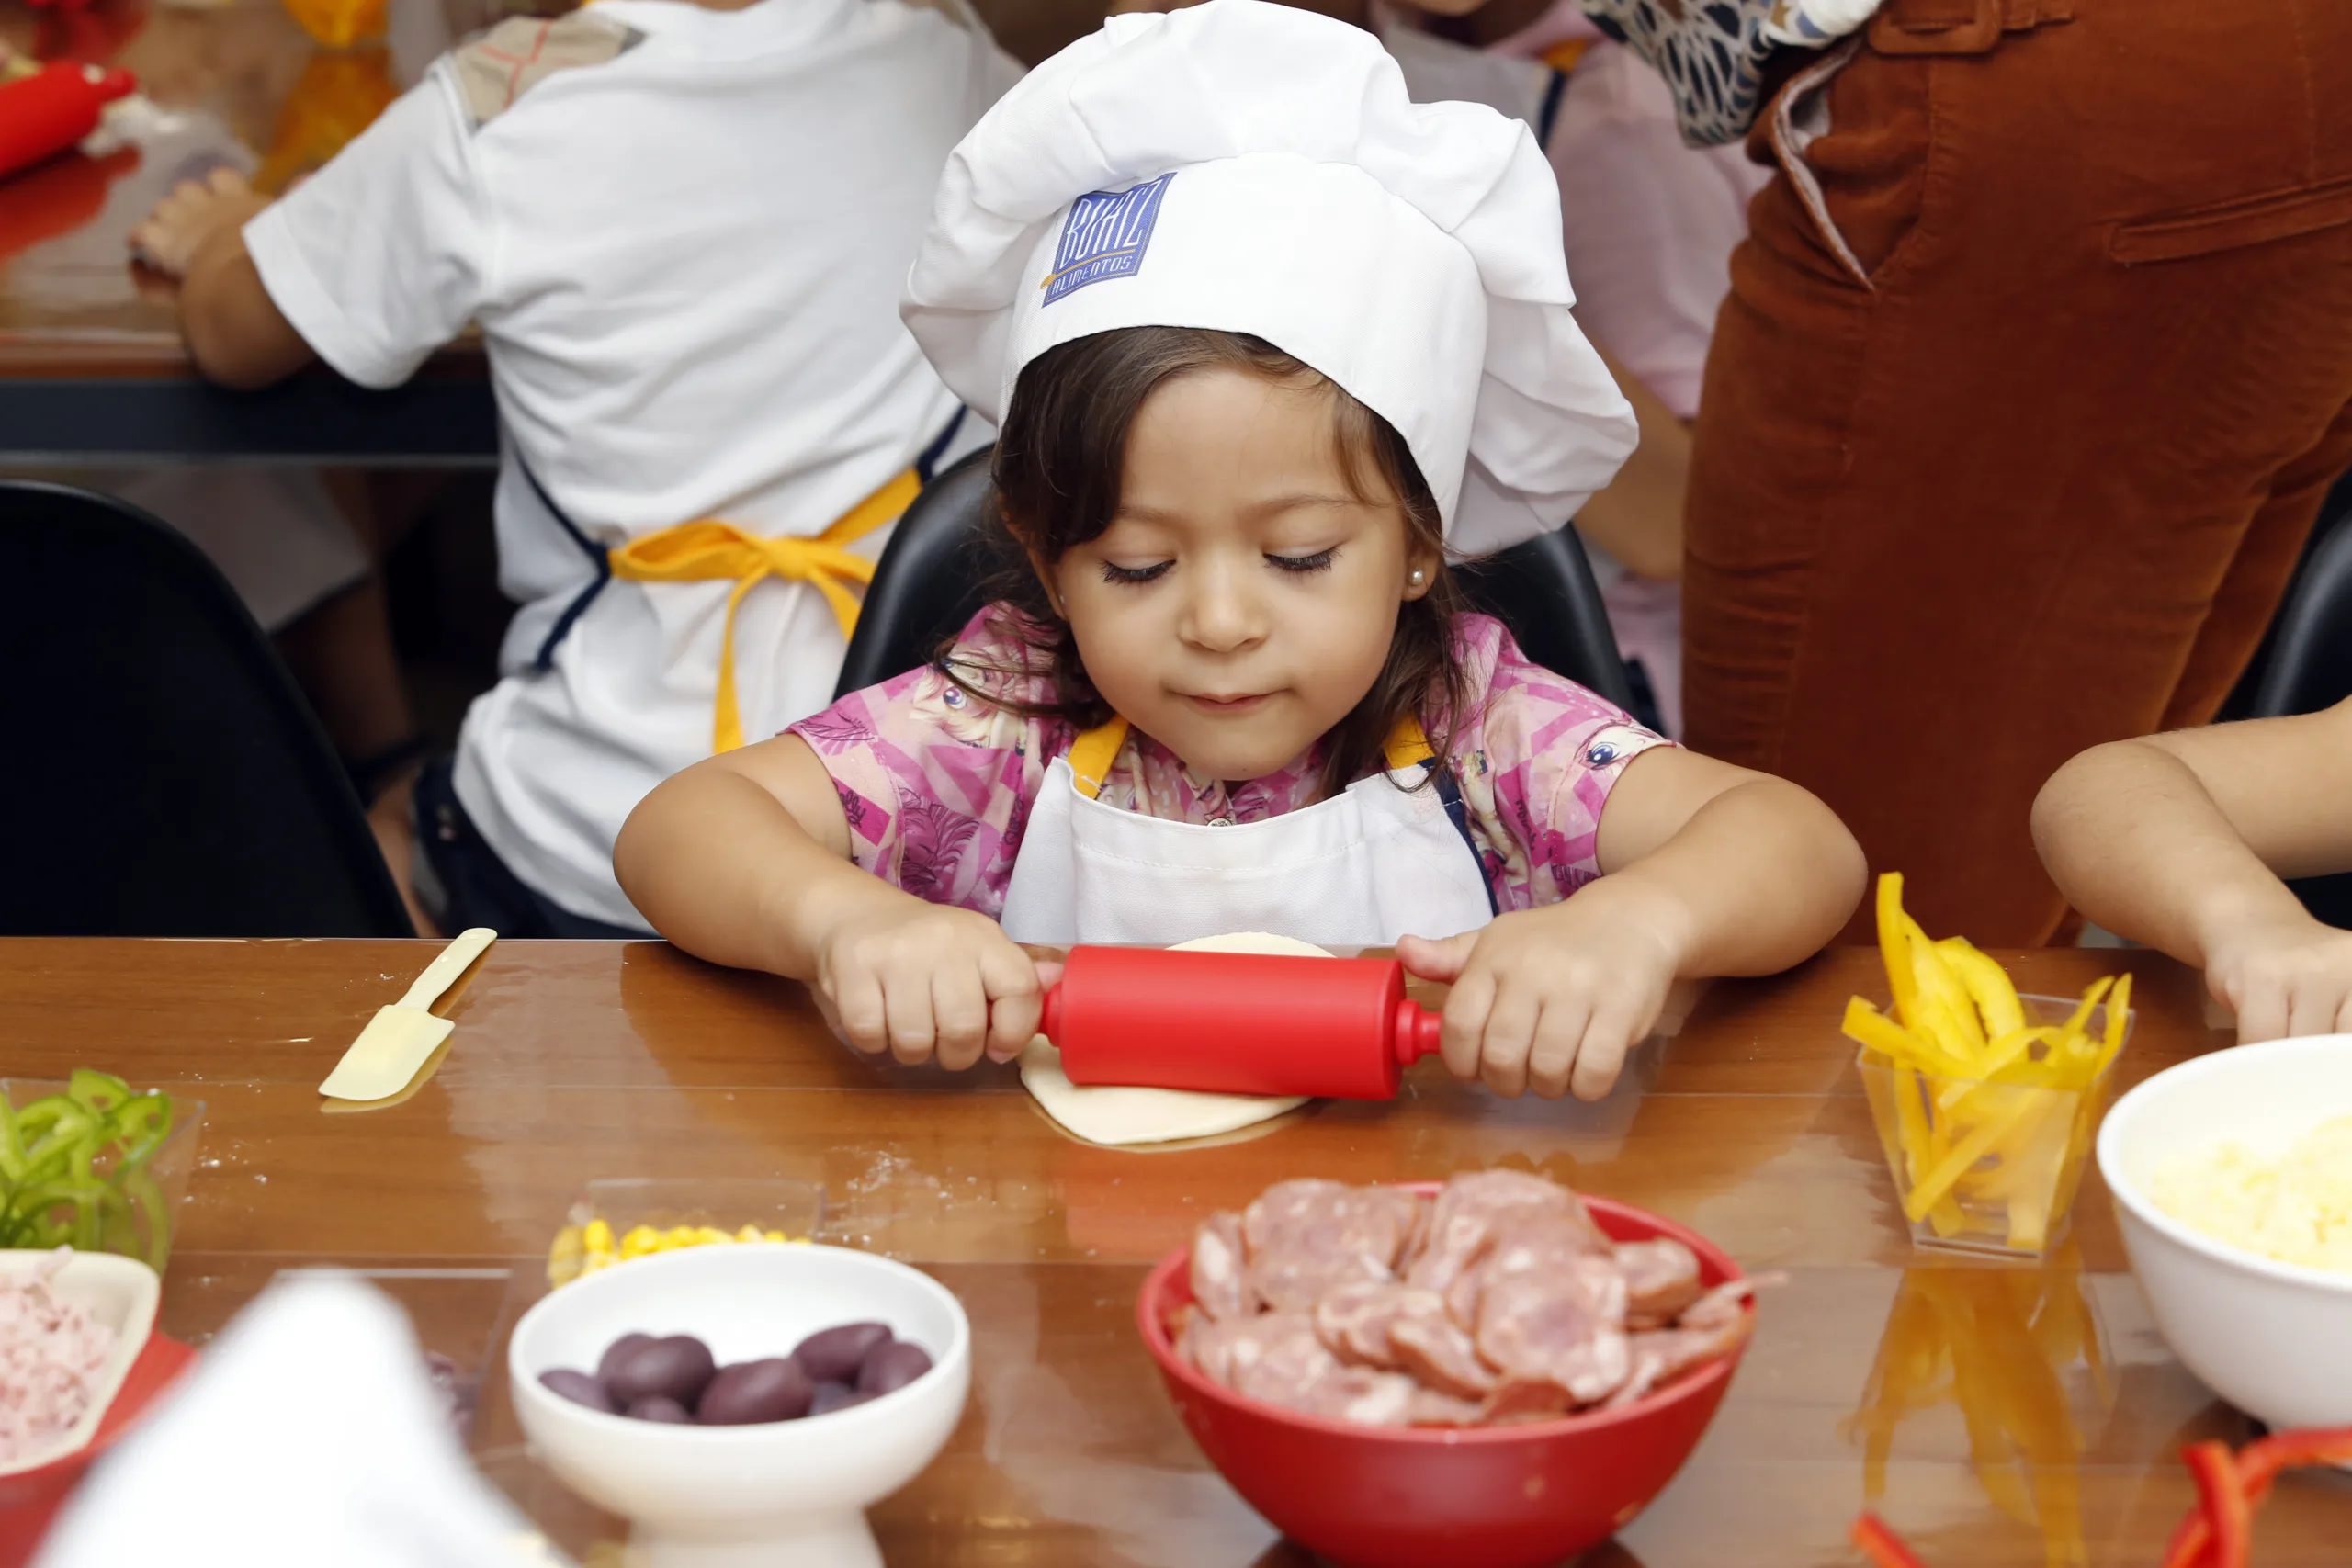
[1182,692,1272,715]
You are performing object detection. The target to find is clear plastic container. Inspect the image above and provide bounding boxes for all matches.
[270,1266,525,1439]
[1,1077,205,1274]
[1857,994,2132,1258]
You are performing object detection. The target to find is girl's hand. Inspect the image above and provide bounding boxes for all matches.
[813,901,1046,1069]
[2200,908,2352,1045]
[1397,883,1689,1101]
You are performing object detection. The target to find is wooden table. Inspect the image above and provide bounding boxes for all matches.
[0,0,1096,463]
[2,938,2342,1566]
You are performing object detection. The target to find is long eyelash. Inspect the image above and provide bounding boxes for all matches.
[1100,560,1172,585]
[1267,549,1338,574]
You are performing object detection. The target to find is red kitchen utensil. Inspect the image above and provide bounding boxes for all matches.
[1040,945,1442,1100]
[1138,1190,1749,1568]
[0,62,135,184]
[0,1330,197,1568]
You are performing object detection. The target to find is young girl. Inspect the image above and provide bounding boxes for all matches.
[2034,701,2352,1045]
[616,0,1864,1102]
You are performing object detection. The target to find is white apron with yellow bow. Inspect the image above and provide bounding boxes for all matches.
[998,715,1498,949]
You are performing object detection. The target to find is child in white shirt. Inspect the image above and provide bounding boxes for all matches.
[131,0,1020,935]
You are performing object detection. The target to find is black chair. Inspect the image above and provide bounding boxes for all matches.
[837,447,1636,710]
[0,481,415,937]
[2219,470,2352,928]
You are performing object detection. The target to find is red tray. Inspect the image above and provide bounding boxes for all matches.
[0,1331,198,1568]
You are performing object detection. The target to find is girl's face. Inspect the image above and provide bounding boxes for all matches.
[1038,367,1440,784]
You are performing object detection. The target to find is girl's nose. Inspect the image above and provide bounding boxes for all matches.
[1178,554,1267,653]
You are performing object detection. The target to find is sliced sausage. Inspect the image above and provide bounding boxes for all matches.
[1474,1255,1631,1407]
[1615,1237,1703,1327]
[1190,1212,1252,1322]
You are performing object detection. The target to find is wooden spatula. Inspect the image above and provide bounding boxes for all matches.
[318,927,497,1101]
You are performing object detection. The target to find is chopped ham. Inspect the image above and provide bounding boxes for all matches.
[0,1250,115,1465]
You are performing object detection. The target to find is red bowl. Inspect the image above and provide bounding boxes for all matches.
[0,1332,198,1568]
[1136,1190,1748,1568]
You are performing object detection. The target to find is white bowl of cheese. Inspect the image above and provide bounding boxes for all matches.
[2097,1034,2352,1431]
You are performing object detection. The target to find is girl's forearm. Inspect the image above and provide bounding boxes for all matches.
[1606,777,1866,977]
[2032,741,2311,967]
[615,764,905,977]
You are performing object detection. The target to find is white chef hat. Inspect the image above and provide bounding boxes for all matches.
[901,0,1638,555]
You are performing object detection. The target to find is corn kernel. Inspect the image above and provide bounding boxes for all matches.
[618,1224,662,1259]
[695,1225,731,1247]
[736,1224,765,1244]
[662,1225,699,1251]
[764,1228,790,1244]
[582,1251,616,1273]
[582,1219,615,1256]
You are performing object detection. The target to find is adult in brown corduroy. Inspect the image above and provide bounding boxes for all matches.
[1681,0,2352,946]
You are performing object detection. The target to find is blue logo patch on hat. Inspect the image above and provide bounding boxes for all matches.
[1041,172,1175,307]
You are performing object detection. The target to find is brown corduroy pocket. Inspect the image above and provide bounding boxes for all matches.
[2111,176,2352,265]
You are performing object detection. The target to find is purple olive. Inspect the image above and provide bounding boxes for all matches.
[606,1335,717,1408]
[856,1340,934,1397]
[793,1322,892,1384]
[808,1381,876,1416]
[598,1333,655,1387]
[696,1358,814,1426]
[627,1395,695,1424]
[539,1368,616,1414]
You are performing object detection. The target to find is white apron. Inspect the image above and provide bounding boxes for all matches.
[998,716,1498,949]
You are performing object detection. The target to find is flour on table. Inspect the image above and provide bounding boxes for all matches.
[1019,932,1328,1147]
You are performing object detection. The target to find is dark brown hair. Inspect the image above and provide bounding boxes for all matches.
[944,326,1471,801]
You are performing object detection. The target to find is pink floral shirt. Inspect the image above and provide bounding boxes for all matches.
[787,611,1670,915]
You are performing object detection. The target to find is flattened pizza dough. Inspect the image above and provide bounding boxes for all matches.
[1019,932,1329,1147]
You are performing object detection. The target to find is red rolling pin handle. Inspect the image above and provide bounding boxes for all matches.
[1038,945,1445,1100]
[0,63,138,184]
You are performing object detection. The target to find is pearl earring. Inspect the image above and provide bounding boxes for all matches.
[1408,569,1426,587]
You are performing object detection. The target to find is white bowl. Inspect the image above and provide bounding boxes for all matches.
[2097,1034,2352,1431]
[0,1249,159,1476]
[508,1243,969,1568]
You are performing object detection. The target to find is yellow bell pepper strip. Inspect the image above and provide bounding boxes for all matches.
[1933,1026,2052,1113]
[2088,972,2133,1078]
[1910,935,1988,1059]
[2056,976,2112,1052]
[1845,998,1972,1076]
[1905,1089,2040,1224]
[1876,874,1923,1031]
[1851,1513,1930,1568]
[1937,937,2029,1041]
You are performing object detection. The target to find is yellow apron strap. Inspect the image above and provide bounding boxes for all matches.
[1065,716,1131,800]
[606,468,918,753]
[1382,716,1435,773]
[1064,714,1423,803]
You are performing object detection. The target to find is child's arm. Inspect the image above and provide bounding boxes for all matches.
[1568,345,1690,583]
[2031,700,2352,1043]
[1400,750,1864,1100]
[615,736,1047,1068]
[129,170,316,390]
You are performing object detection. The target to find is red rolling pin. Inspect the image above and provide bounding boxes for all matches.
[1037,945,1444,1100]
[0,62,137,185]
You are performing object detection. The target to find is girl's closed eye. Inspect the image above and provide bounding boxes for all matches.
[1266,547,1337,574]
[1099,558,1173,585]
